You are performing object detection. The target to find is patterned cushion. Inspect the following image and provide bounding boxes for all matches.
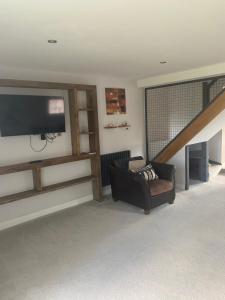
[132,163,159,181]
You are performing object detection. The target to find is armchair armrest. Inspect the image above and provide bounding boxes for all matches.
[110,166,151,210]
[150,162,175,182]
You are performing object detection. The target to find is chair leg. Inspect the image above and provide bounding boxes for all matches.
[144,209,150,215]
[168,199,174,205]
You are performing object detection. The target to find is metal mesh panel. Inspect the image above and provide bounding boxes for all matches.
[146,77,225,161]
[210,77,225,101]
[146,82,203,160]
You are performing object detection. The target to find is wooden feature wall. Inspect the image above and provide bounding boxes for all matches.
[0,79,102,205]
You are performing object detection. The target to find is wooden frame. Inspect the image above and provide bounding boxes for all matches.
[0,79,102,205]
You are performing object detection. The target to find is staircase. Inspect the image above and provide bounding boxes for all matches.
[153,89,225,163]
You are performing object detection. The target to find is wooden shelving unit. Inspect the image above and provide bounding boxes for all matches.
[0,79,102,205]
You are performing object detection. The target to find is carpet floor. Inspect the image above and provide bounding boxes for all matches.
[0,175,225,300]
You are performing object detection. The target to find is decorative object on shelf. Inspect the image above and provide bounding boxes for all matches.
[104,123,117,129]
[105,88,126,115]
[104,122,130,129]
[118,121,130,129]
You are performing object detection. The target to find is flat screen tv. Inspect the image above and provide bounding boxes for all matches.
[0,94,65,137]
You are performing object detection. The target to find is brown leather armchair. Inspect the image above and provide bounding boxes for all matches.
[110,156,175,214]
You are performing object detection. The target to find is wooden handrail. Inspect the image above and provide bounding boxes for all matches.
[154,89,225,163]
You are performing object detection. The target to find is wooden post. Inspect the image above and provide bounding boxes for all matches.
[86,87,102,201]
[68,88,80,156]
[32,167,42,191]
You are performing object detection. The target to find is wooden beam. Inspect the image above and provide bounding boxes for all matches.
[86,88,102,201]
[68,89,80,156]
[154,90,225,163]
[32,167,42,191]
[0,153,96,175]
[0,79,96,91]
[0,175,95,205]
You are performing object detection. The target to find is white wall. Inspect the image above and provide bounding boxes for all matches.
[208,130,222,163]
[0,66,144,229]
[222,129,225,166]
[168,148,186,190]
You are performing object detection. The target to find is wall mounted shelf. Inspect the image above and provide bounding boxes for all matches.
[104,124,131,129]
[78,108,94,112]
[0,175,95,205]
[118,125,131,128]
[0,153,96,176]
[104,126,117,129]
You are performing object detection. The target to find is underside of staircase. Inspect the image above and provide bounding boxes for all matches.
[153,89,225,163]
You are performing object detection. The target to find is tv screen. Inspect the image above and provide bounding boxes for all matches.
[0,94,65,137]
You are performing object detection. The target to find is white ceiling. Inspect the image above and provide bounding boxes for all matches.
[0,0,225,80]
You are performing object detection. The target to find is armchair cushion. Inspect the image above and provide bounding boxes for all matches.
[150,162,175,182]
[149,179,173,196]
[131,163,159,181]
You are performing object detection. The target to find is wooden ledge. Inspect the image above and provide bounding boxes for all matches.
[0,175,95,205]
[0,153,96,175]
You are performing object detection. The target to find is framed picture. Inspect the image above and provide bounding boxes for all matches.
[105,88,126,115]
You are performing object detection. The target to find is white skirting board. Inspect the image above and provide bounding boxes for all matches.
[0,194,93,232]
[0,186,113,232]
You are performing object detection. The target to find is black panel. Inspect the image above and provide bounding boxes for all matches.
[101,150,130,186]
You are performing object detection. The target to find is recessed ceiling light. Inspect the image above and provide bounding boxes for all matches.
[160,61,167,64]
[48,39,57,44]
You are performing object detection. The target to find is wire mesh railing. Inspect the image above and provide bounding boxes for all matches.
[146,77,225,161]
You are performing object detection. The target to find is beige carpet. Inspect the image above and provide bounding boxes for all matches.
[0,174,225,300]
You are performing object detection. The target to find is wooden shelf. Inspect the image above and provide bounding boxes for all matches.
[78,108,94,112]
[118,125,131,128]
[0,153,96,176]
[104,126,117,129]
[80,152,96,156]
[79,131,95,135]
[0,175,95,205]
